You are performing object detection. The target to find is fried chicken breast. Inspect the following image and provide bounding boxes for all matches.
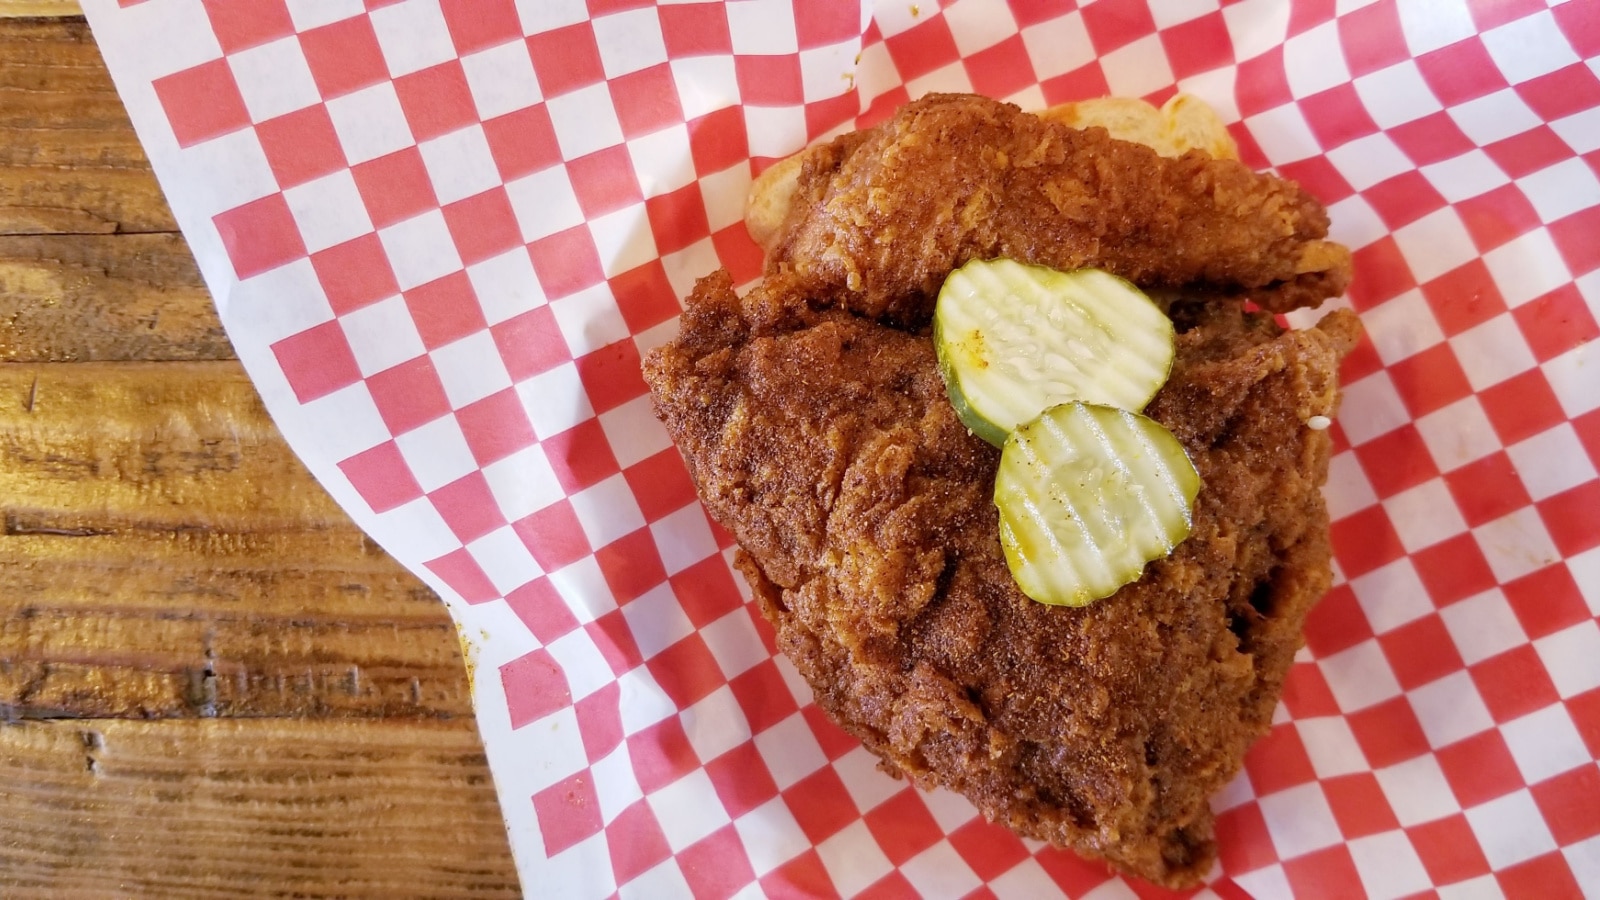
[642,93,1359,887]
[768,94,1351,324]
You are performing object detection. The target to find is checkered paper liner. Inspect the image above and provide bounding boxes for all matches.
[80,0,1600,896]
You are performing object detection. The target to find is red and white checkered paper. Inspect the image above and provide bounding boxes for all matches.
[82,0,1600,896]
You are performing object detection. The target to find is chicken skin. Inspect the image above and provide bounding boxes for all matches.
[643,94,1358,887]
[767,94,1350,325]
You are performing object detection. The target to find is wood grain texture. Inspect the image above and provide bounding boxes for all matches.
[0,233,229,362]
[0,718,519,898]
[0,527,474,721]
[0,16,521,895]
[0,19,175,234]
[1,362,347,533]
[0,2,81,17]
[0,361,475,721]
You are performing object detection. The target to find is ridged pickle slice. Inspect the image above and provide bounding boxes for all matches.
[995,402,1200,607]
[935,259,1174,448]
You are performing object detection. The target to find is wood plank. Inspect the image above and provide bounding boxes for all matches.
[0,233,229,362]
[0,717,519,897]
[0,2,80,17]
[0,530,473,720]
[1,361,349,533]
[0,18,175,234]
[0,361,479,720]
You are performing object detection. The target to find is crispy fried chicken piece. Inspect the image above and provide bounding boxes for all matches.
[768,94,1351,325]
[644,270,1360,887]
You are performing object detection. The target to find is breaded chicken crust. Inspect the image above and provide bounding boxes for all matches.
[647,274,1358,886]
[768,94,1351,324]
[643,94,1360,887]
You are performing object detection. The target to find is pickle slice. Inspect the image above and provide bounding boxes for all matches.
[935,259,1175,447]
[996,402,1199,607]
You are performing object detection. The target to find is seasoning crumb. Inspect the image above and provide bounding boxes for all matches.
[1307,415,1331,431]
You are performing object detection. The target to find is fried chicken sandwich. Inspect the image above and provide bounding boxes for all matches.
[643,93,1358,887]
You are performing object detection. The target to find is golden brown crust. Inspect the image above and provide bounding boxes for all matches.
[645,92,1360,887]
[645,267,1359,886]
[766,94,1350,325]
[751,93,1242,255]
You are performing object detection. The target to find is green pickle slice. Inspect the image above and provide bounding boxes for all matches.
[995,402,1200,607]
[935,259,1175,448]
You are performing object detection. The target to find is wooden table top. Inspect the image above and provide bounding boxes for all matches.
[0,11,521,896]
